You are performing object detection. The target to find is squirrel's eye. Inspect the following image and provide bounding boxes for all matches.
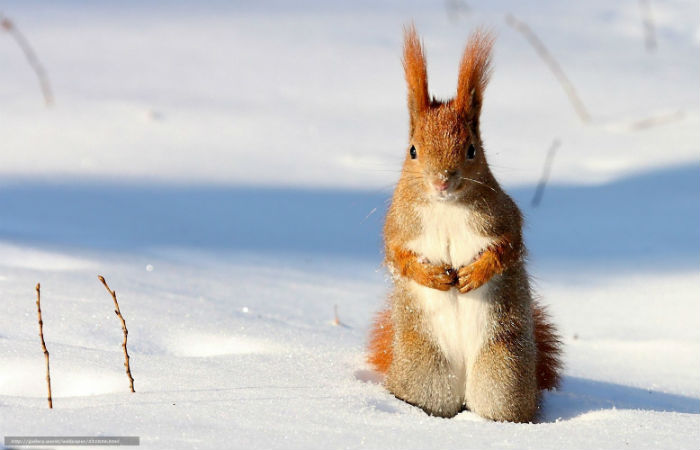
[409,145,417,159]
[467,144,476,160]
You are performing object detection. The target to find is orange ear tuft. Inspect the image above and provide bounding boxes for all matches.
[455,29,494,121]
[403,24,429,134]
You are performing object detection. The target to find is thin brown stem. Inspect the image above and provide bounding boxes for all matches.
[98,275,135,393]
[1,14,53,106]
[35,283,52,409]
[531,138,560,207]
[331,304,349,328]
[332,304,340,326]
[628,109,685,130]
[638,0,657,52]
[445,0,470,24]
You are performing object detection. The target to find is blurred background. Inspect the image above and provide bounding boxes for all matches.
[0,0,697,268]
[0,1,698,447]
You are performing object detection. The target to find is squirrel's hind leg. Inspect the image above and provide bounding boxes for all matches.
[466,338,538,422]
[385,286,464,418]
[386,332,464,418]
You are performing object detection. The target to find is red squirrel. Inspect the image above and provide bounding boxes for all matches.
[367,25,562,422]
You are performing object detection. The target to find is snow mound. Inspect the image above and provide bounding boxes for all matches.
[167,333,277,357]
[0,358,126,398]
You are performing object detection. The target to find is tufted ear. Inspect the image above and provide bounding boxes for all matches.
[403,24,429,136]
[454,29,494,125]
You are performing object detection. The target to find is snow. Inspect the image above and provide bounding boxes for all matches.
[1,1,698,449]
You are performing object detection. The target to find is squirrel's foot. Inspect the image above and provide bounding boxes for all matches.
[457,262,489,293]
[416,262,457,291]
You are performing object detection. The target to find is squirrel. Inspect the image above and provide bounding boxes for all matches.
[367,25,562,422]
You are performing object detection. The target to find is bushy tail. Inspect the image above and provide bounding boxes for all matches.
[533,301,563,390]
[367,308,393,374]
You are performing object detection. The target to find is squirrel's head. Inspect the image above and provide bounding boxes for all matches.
[402,25,494,201]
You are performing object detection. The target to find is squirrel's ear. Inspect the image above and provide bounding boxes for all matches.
[403,24,429,135]
[455,29,494,125]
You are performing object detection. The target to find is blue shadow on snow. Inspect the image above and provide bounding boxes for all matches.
[0,163,697,269]
[540,376,700,421]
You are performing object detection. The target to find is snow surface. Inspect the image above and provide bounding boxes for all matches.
[1,1,698,449]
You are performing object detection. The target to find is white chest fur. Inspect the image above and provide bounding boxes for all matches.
[405,201,495,389]
[407,201,493,268]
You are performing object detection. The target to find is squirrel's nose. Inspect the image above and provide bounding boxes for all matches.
[433,180,449,191]
[433,171,456,191]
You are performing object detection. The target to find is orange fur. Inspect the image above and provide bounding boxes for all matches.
[369,301,563,391]
[403,24,430,134]
[457,235,520,293]
[455,29,494,121]
[367,308,393,373]
[533,302,563,390]
[389,246,457,291]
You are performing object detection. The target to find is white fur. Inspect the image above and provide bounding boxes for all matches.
[406,200,495,397]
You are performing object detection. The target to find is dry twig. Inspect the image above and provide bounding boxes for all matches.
[331,304,350,328]
[332,304,340,326]
[0,13,53,106]
[638,0,657,52]
[505,14,591,123]
[445,0,470,24]
[35,283,53,409]
[531,139,561,207]
[628,109,685,131]
[98,275,135,393]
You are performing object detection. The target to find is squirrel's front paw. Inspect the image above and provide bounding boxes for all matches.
[417,262,457,291]
[457,263,488,293]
